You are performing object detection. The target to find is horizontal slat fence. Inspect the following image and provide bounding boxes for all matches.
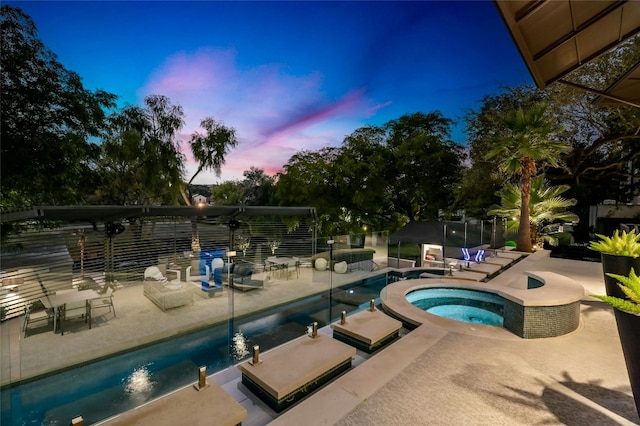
[1,214,316,320]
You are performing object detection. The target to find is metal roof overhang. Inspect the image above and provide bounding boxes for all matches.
[0,206,317,223]
[494,0,640,108]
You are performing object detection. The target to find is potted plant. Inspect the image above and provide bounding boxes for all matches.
[268,239,281,255]
[589,229,640,299]
[591,268,640,417]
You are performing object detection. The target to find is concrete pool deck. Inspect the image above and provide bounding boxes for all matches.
[273,252,640,426]
[2,250,640,425]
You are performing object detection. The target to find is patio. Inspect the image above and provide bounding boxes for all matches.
[2,251,638,425]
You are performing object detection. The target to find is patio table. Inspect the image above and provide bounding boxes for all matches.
[40,289,101,334]
[267,257,296,278]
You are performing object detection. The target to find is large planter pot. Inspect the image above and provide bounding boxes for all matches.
[600,253,640,417]
[613,308,640,418]
[601,254,640,299]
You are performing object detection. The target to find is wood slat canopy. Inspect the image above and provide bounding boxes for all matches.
[494,0,640,108]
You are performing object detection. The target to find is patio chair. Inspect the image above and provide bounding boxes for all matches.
[286,258,299,279]
[185,260,210,283]
[211,258,224,287]
[23,301,53,337]
[58,298,90,335]
[90,285,116,317]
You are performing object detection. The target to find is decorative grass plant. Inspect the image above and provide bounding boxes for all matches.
[588,229,640,258]
[591,268,640,315]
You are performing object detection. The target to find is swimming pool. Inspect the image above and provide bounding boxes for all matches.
[0,275,387,425]
[406,288,505,326]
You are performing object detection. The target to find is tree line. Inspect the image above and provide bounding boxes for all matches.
[2,5,638,247]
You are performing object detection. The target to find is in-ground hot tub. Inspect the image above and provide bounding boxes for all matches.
[381,271,586,339]
[406,287,505,327]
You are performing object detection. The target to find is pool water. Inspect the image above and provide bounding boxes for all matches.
[406,288,505,327]
[0,275,387,425]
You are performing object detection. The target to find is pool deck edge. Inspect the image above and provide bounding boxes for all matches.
[268,325,449,426]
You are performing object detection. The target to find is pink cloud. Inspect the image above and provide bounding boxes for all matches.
[139,48,387,184]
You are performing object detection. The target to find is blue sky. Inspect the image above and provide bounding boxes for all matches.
[10,1,531,184]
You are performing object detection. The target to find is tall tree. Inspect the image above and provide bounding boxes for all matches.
[383,112,464,221]
[181,117,238,205]
[462,37,640,239]
[241,167,276,206]
[210,180,245,206]
[543,36,640,208]
[1,5,117,207]
[209,169,276,206]
[96,95,185,204]
[485,104,569,252]
[276,147,344,235]
[460,85,547,218]
[276,112,464,235]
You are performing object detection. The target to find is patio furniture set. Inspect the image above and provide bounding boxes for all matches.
[23,285,116,336]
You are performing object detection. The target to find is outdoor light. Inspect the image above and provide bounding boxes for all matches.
[228,219,241,231]
[250,345,262,365]
[194,366,210,391]
[227,251,237,287]
[327,240,334,306]
[340,311,346,325]
[105,222,125,236]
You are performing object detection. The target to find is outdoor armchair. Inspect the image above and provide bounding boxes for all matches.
[90,286,116,317]
[22,302,53,337]
[185,260,210,283]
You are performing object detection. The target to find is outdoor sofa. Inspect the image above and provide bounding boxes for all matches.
[143,273,193,311]
[217,263,263,292]
[312,248,375,271]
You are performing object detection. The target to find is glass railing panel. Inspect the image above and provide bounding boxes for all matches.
[1,214,393,425]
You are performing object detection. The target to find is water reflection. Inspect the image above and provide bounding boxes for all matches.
[231,332,250,360]
[123,364,156,404]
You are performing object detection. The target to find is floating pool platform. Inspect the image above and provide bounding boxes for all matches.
[331,308,402,353]
[102,378,247,426]
[483,256,515,267]
[238,334,356,412]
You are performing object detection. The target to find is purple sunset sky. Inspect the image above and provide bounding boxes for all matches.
[9,1,531,184]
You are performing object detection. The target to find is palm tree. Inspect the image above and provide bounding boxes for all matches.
[487,175,579,247]
[485,104,569,252]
